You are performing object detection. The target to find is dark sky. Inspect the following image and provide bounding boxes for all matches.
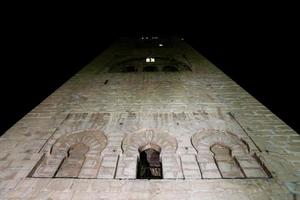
[1,4,299,135]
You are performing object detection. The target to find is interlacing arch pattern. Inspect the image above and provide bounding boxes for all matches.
[32,130,107,178]
[121,129,178,156]
[192,129,249,157]
[31,128,270,179]
[192,129,270,179]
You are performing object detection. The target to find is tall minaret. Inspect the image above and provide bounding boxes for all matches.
[0,36,299,199]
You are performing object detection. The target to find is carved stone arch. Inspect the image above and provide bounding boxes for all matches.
[51,130,107,157]
[32,130,107,178]
[191,129,270,179]
[116,129,183,179]
[192,129,249,157]
[122,129,178,156]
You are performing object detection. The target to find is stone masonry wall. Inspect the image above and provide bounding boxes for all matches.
[0,37,299,199]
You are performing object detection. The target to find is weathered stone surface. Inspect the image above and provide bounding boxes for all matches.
[181,155,202,179]
[115,156,137,179]
[0,37,299,198]
[98,154,119,179]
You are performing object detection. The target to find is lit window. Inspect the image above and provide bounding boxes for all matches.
[146,57,155,63]
[158,43,163,47]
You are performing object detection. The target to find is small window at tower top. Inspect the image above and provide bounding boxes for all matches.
[146,57,155,63]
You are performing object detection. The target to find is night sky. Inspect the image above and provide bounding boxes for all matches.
[1,4,299,135]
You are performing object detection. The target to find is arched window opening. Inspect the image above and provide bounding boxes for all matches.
[123,66,136,72]
[162,66,179,72]
[55,143,89,177]
[137,144,162,179]
[143,66,158,72]
[211,144,245,178]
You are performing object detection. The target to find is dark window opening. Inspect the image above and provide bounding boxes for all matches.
[137,145,162,179]
[122,66,136,72]
[143,66,158,72]
[162,66,179,72]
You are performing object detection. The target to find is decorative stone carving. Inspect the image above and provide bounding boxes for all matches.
[192,129,270,179]
[211,144,244,178]
[192,129,249,157]
[32,130,107,178]
[116,129,182,179]
[121,129,177,156]
[41,113,110,154]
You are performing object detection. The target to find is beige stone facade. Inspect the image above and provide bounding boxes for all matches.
[0,37,299,199]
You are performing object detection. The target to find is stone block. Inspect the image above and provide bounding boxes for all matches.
[98,154,119,179]
[32,154,62,175]
[199,162,219,171]
[181,155,202,179]
[46,178,73,192]
[243,168,268,178]
[162,155,184,179]
[238,159,261,168]
[115,156,137,179]
[202,170,222,179]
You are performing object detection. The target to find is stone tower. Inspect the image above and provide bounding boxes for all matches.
[0,36,299,199]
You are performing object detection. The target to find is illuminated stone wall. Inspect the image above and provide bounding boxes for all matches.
[0,37,299,199]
